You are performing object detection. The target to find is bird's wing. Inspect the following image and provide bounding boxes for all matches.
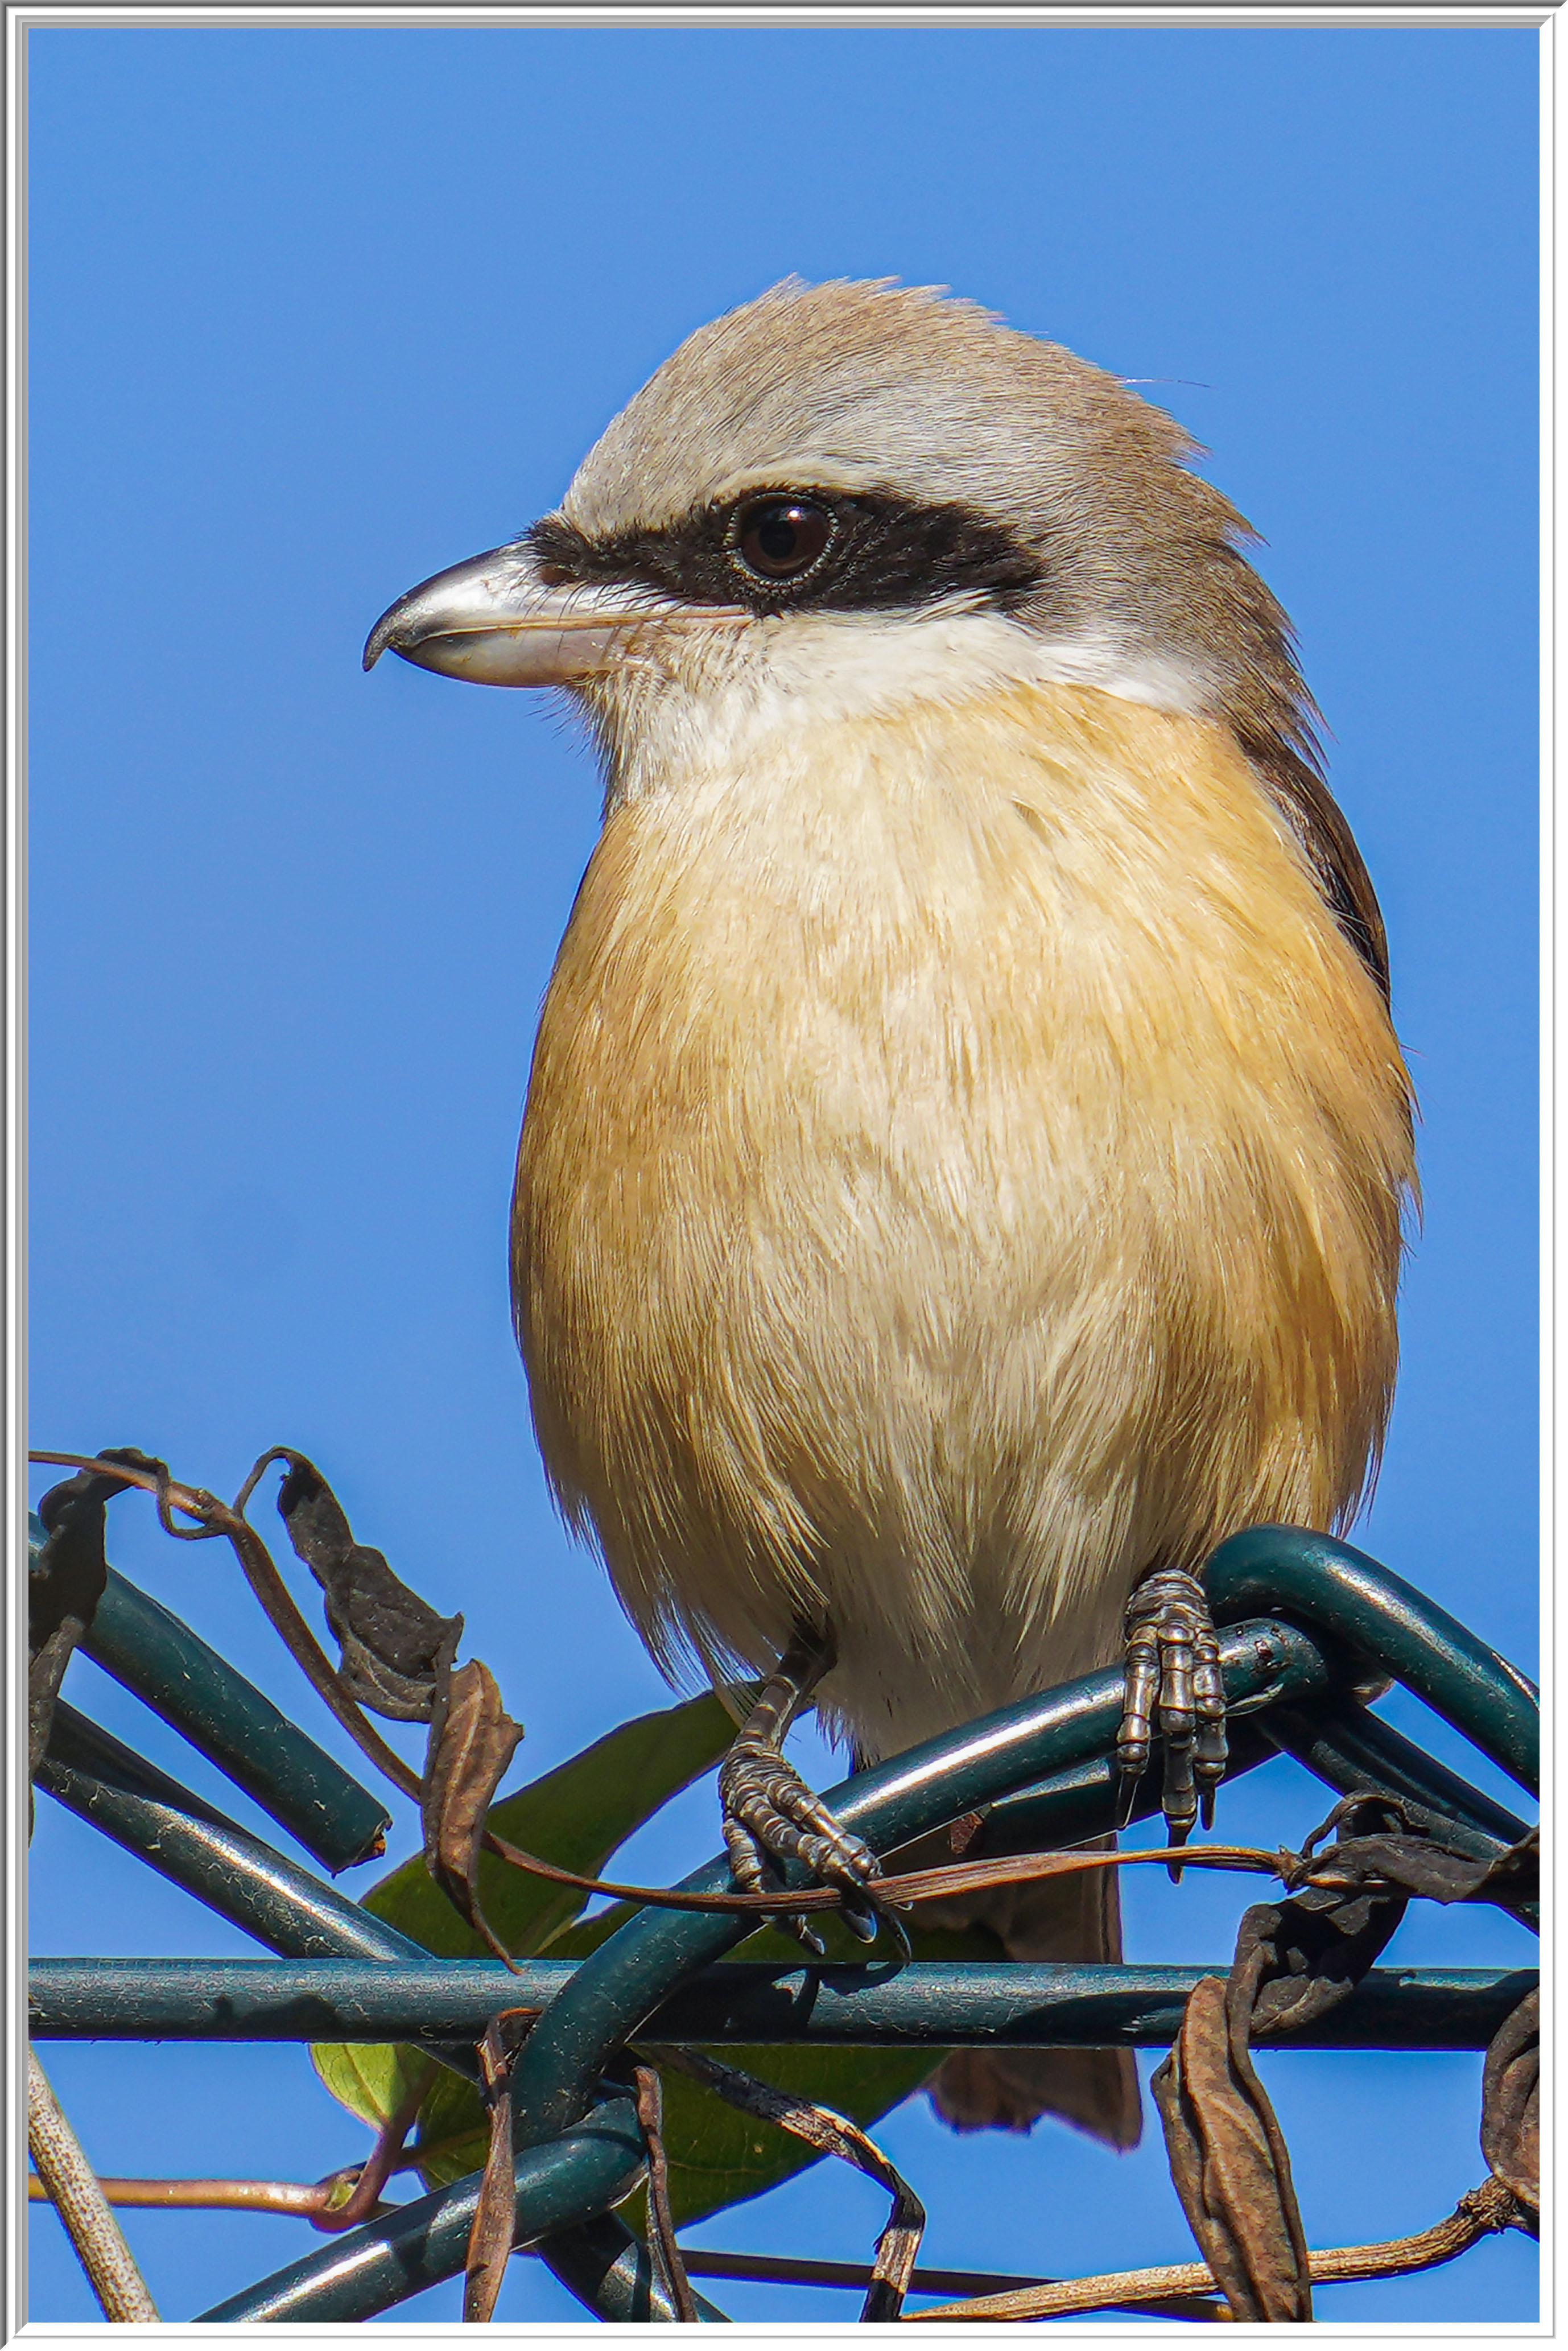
[1240,736,1392,1003]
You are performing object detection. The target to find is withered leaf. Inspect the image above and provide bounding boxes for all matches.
[1480,1989,1540,2229]
[1151,1973,1313,2323]
[1468,1828,1540,1913]
[1240,1879,1408,2041]
[650,2046,925,2323]
[1298,1829,1537,1910]
[273,1451,462,1720]
[423,1658,525,1962]
[633,2065,698,2325]
[463,2094,513,2323]
[463,2014,533,2323]
[1287,1797,1539,1916]
[30,1450,157,1786]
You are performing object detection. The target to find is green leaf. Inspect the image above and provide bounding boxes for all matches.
[310,2042,431,2146]
[630,1915,1002,2230]
[641,2048,934,2228]
[311,1692,1001,2230]
[361,1689,738,1960]
[399,2064,494,2189]
[311,1692,735,2148]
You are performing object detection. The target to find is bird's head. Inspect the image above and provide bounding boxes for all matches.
[365,278,1315,798]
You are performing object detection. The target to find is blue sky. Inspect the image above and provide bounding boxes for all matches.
[27,23,1539,2325]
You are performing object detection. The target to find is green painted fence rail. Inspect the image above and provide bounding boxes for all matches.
[31,1954,1536,2051]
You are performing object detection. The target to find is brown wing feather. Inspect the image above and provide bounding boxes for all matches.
[1236,731,1391,1002]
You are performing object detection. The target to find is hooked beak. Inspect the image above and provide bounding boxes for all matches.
[363,541,746,688]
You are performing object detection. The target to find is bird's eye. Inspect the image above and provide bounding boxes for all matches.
[735,498,832,581]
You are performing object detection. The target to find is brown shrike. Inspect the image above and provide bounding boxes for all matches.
[366,279,1416,2146]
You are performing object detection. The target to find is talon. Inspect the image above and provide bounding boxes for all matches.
[836,1888,882,1945]
[1119,1567,1229,1845]
[717,1680,885,1947]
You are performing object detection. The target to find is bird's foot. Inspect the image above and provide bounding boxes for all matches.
[719,1733,886,1953]
[1116,1566,1228,1853]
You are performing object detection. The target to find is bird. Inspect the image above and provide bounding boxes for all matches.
[365,278,1417,2147]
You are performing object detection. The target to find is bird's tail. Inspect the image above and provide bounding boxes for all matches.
[907,1837,1142,2147]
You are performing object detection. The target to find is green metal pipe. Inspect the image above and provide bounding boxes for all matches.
[38,1707,674,2321]
[539,2213,732,2326]
[1259,1694,1530,1849]
[77,1565,391,1874]
[31,1511,391,1871]
[983,1697,1527,1869]
[1204,1527,1538,1796]
[36,1704,424,1968]
[28,1956,1537,2051]
[31,1514,393,1880]
[505,1616,1339,2170]
[198,1618,1334,2329]
[975,1713,1279,1856]
[193,2094,660,2325]
[43,1533,1537,2330]
[507,1562,1537,2329]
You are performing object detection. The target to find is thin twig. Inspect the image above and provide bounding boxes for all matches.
[28,2172,399,2220]
[481,1826,1278,1917]
[634,2065,699,2323]
[27,2064,435,2238]
[30,1450,423,1801]
[27,2176,1240,2324]
[675,2249,1223,2319]
[903,2179,1529,2323]
[28,2049,160,2322]
[310,2063,436,2234]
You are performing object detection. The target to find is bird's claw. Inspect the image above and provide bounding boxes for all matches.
[1116,1566,1228,1858]
[719,1733,886,1951]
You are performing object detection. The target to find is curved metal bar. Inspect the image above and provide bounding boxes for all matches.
[36,1704,425,1967]
[31,1511,393,1876]
[1257,1695,1532,1855]
[537,2212,732,2325]
[29,1956,1536,2052]
[1203,1527,1538,1795]
[193,2093,656,2325]
[506,1618,1337,2166]
[507,1579,1538,2327]
[540,2212,732,2326]
[973,1714,1280,1857]
[980,1694,1530,1869]
[1260,1693,1537,1921]
[38,1706,705,2320]
[73,1560,392,1874]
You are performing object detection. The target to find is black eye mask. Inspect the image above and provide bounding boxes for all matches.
[527,490,1045,620]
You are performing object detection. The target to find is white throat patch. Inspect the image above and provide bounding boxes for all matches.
[590,603,1211,807]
